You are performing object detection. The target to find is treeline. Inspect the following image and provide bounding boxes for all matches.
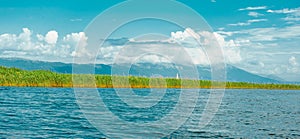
[0,66,299,90]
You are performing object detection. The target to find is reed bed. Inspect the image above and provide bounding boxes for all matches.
[0,66,299,90]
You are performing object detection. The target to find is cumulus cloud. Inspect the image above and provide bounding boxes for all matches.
[0,27,299,81]
[287,56,299,74]
[170,28,236,47]
[0,28,88,62]
[226,23,300,81]
[169,28,241,65]
[94,28,241,65]
[170,28,200,41]
[45,31,58,44]
[63,32,89,58]
[289,56,298,66]
[0,28,32,50]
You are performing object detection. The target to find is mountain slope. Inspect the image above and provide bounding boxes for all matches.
[0,58,279,83]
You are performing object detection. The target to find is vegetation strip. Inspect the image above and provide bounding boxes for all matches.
[0,66,299,90]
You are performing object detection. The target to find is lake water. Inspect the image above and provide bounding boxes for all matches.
[0,87,299,138]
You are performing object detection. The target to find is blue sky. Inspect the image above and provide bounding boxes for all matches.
[0,0,299,35]
[0,0,300,81]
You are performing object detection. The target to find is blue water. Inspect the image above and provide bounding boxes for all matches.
[0,87,299,138]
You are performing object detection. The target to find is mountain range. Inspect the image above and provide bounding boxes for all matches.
[0,58,282,83]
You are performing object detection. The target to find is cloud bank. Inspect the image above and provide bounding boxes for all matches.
[0,27,242,66]
[0,28,88,62]
[0,27,299,81]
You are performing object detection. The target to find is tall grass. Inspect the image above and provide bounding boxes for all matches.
[0,66,299,90]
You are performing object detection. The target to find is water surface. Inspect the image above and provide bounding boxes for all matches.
[0,87,299,138]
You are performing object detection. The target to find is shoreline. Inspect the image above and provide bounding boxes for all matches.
[1,84,300,90]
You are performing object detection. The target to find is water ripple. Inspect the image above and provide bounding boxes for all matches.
[0,87,299,138]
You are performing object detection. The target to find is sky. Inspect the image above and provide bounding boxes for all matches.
[0,0,300,81]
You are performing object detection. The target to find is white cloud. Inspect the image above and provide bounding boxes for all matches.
[170,28,200,41]
[248,12,264,17]
[70,18,82,22]
[287,56,299,74]
[248,19,268,23]
[234,52,300,81]
[19,28,31,41]
[210,32,237,47]
[0,28,89,62]
[170,28,237,47]
[225,23,300,81]
[95,28,241,65]
[283,17,300,21]
[228,19,267,26]
[169,28,241,65]
[63,32,89,58]
[267,7,300,22]
[283,8,300,21]
[228,22,251,26]
[215,31,234,37]
[289,56,298,66]
[45,30,58,44]
[63,32,86,43]
[267,8,298,14]
[239,6,267,11]
[0,28,32,50]
[138,55,171,64]
[0,27,299,81]
[96,25,299,81]
[234,25,300,41]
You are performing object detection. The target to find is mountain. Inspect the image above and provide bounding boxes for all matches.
[127,63,279,83]
[0,58,279,83]
[261,74,285,82]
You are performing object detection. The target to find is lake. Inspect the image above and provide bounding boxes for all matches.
[0,87,299,138]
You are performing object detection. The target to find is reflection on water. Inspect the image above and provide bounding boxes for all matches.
[0,87,299,138]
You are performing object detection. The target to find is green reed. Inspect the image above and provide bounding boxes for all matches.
[0,66,299,89]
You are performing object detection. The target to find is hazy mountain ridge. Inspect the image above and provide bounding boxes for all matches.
[0,58,282,83]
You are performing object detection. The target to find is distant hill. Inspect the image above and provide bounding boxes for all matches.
[0,58,280,83]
